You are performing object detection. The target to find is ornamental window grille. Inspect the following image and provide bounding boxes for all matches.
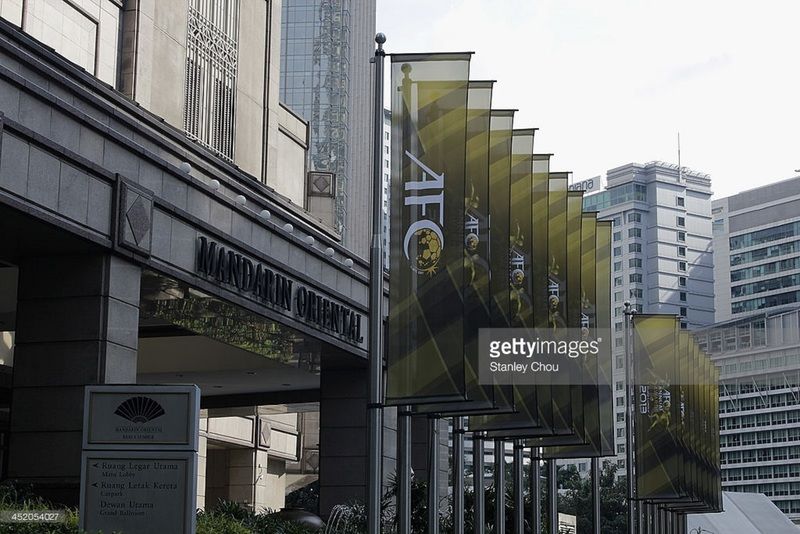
[185,0,240,161]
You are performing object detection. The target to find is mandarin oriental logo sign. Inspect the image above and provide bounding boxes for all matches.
[403,151,445,275]
[114,397,166,424]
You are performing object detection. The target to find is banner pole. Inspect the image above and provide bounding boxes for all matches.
[494,440,506,534]
[454,417,465,534]
[398,408,412,534]
[548,460,558,534]
[591,457,601,534]
[428,416,440,534]
[473,433,486,534]
[624,301,636,534]
[531,448,541,534]
[367,32,386,534]
[512,441,524,533]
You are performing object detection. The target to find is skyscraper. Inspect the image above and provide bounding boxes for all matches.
[712,175,800,323]
[280,0,376,259]
[582,161,714,474]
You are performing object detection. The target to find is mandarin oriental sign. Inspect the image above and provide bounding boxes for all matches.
[195,237,364,345]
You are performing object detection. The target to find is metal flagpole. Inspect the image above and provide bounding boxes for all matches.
[367,32,386,534]
[473,433,486,534]
[494,440,505,534]
[531,448,541,534]
[548,460,558,534]
[428,416,440,534]
[454,417,465,534]
[398,407,412,533]
[591,457,601,534]
[623,301,636,534]
[512,441,524,533]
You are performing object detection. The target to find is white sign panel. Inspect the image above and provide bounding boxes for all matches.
[568,176,602,194]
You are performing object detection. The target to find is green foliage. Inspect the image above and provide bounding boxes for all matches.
[558,461,629,534]
[202,500,324,534]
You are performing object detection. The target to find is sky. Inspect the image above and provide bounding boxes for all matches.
[376,0,800,199]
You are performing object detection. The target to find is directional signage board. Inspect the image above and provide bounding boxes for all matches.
[80,451,196,534]
[80,385,200,534]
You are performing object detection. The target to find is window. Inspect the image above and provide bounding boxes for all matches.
[385,160,389,168]
[679,291,687,302]
[678,246,686,257]
[677,231,686,242]
[385,131,389,140]
[612,217,622,227]
[613,231,621,242]
[616,355,624,369]
[614,291,623,302]
[614,261,622,272]
[630,274,643,283]
[629,258,642,268]
[616,381,624,391]
[677,216,685,227]
[185,0,241,160]
[615,322,623,332]
[627,212,641,223]
[615,337,624,348]
[614,277,623,287]
[680,321,687,330]
[384,146,389,154]
[616,412,625,423]
[680,307,687,316]
[629,243,642,253]
[614,247,622,257]
[617,444,626,454]
[630,288,643,299]
[628,228,641,238]
[616,427,625,436]
[678,261,687,272]
[676,197,685,207]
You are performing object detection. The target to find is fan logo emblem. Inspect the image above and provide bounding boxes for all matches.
[114,396,166,424]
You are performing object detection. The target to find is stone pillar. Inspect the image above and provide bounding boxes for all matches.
[318,365,397,517]
[8,253,141,505]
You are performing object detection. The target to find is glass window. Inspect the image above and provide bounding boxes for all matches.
[630,274,643,283]
[678,261,687,272]
[616,412,625,422]
[679,291,687,302]
[680,307,687,316]
[677,231,686,242]
[614,261,622,272]
[614,291,623,302]
[613,232,621,242]
[612,217,622,227]
[679,276,686,287]
[628,228,641,238]
[629,243,642,253]
[629,258,642,268]
[630,288,643,299]
[614,247,622,257]
[677,216,686,227]
[614,276,623,287]
[676,197,685,207]
[628,212,642,223]
[730,220,800,251]
[678,246,686,257]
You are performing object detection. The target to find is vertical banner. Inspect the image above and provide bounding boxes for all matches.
[387,53,471,404]
[547,172,573,435]
[416,81,499,415]
[633,314,681,501]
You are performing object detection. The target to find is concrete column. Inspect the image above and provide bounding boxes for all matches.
[8,253,141,505]
[318,366,397,517]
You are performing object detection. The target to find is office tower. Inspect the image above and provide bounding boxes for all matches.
[713,175,800,323]
[280,0,377,259]
[583,161,714,474]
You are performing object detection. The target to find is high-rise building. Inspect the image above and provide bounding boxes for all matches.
[280,0,377,259]
[693,306,800,524]
[582,161,714,474]
[712,175,800,323]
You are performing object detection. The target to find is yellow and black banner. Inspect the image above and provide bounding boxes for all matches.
[386,53,471,405]
[633,314,681,501]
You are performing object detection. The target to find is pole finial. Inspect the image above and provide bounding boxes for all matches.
[375,32,386,48]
